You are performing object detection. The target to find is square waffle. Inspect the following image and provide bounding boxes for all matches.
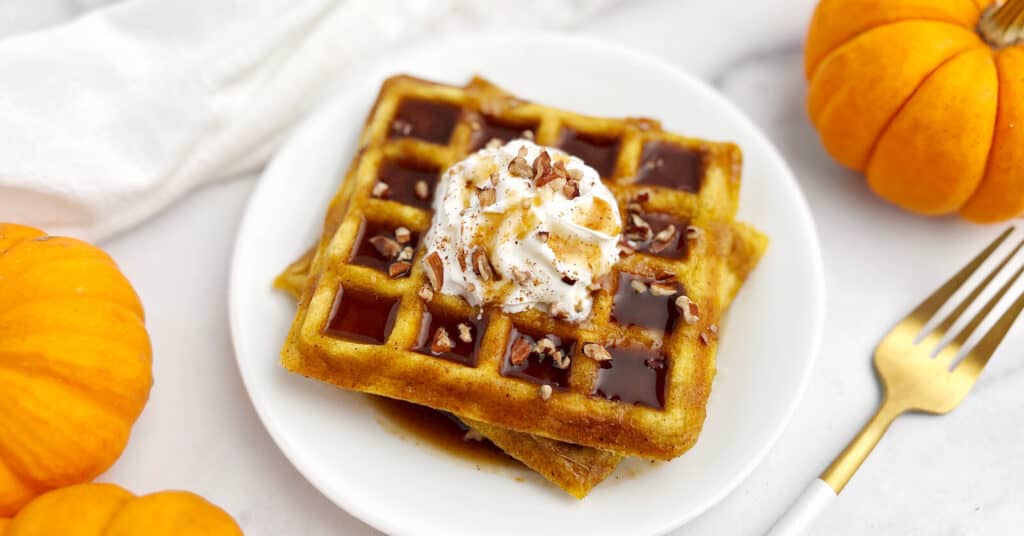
[281,75,764,460]
[277,218,766,497]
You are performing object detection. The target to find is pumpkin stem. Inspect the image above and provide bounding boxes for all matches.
[978,0,1024,48]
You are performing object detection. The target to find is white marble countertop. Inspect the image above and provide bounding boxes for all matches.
[3,1,1021,534]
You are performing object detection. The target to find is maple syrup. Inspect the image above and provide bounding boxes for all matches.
[323,286,400,344]
[350,219,419,273]
[593,344,667,409]
[369,396,514,466]
[611,273,683,333]
[389,98,460,144]
[631,212,689,260]
[375,159,440,210]
[635,142,705,192]
[413,306,488,366]
[556,128,620,178]
[469,117,538,151]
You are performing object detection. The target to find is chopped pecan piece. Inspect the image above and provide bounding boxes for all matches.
[430,327,455,354]
[675,295,700,324]
[396,246,415,262]
[391,118,413,136]
[538,384,553,401]
[551,350,571,370]
[535,337,557,356]
[457,323,473,344]
[417,285,434,302]
[423,252,444,290]
[508,147,532,178]
[478,187,496,208]
[536,230,549,243]
[489,171,501,187]
[388,261,411,278]
[533,151,561,187]
[369,235,402,258]
[394,226,411,244]
[685,225,703,241]
[583,343,612,362]
[649,282,678,297]
[630,280,648,294]
[618,239,636,257]
[650,224,678,254]
[562,180,580,199]
[509,336,534,365]
[522,129,535,140]
[625,213,654,243]
[371,182,390,199]
[414,180,430,200]
[567,167,583,181]
[464,429,485,442]
[486,138,503,150]
[471,248,496,282]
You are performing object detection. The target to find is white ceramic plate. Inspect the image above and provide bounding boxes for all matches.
[230,33,824,536]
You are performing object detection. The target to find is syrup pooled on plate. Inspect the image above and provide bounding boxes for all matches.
[370,396,515,467]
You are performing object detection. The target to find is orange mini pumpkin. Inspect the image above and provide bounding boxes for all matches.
[3,483,242,535]
[806,0,1024,222]
[0,224,153,516]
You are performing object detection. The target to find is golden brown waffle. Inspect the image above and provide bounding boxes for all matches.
[276,220,766,497]
[282,74,762,460]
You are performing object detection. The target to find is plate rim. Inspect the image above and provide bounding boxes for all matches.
[229,30,825,536]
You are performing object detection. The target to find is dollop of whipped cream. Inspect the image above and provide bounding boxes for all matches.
[422,140,622,323]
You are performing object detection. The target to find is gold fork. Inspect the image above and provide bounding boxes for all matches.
[768,228,1024,535]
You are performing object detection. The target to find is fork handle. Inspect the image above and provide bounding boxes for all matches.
[766,400,905,535]
[764,479,835,536]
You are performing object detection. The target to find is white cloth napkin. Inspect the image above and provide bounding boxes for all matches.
[0,0,617,242]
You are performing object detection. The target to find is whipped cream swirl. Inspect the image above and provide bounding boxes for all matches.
[422,140,622,323]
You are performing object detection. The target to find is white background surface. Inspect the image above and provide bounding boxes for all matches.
[3,1,1021,535]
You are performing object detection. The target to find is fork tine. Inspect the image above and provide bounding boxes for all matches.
[918,237,1024,354]
[954,284,1024,379]
[904,228,1014,333]
[934,258,1024,365]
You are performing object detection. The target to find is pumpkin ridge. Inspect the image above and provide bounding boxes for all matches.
[0,296,147,334]
[0,346,150,419]
[970,51,1004,211]
[0,238,117,278]
[0,335,151,422]
[0,370,134,488]
[862,44,991,172]
[808,16,985,80]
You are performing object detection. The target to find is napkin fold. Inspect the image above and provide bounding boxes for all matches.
[0,0,617,242]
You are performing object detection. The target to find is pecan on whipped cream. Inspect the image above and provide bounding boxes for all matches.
[422,140,622,323]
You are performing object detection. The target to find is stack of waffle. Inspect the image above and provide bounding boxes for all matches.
[275,75,768,497]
